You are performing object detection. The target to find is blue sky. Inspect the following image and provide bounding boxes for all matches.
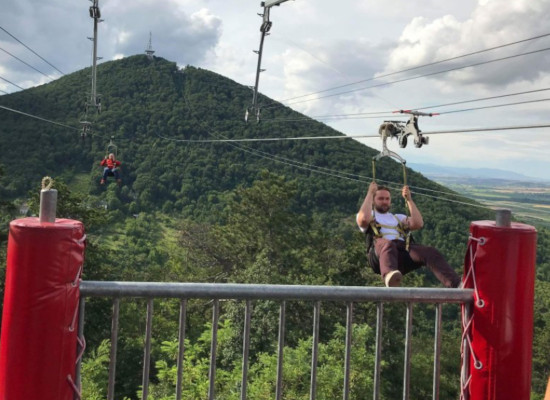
[1,0,549,179]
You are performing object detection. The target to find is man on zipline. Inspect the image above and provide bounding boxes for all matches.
[357,181,461,288]
[100,153,121,185]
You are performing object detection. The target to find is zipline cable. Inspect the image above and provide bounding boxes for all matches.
[262,87,550,123]
[412,87,550,112]
[0,104,123,141]
[3,96,550,144]
[155,122,550,143]
[0,46,57,81]
[0,105,79,130]
[262,46,550,110]
[0,26,65,75]
[269,32,550,105]
[0,75,24,90]
[437,98,550,115]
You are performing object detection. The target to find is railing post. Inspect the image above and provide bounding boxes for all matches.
[0,182,86,400]
[463,210,536,400]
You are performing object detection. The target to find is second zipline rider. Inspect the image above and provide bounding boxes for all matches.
[356,182,461,288]
[100,153,121,185]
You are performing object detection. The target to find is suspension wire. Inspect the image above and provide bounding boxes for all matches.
[262,46,550,110]
[0,26,65,75]
[437,98,550,115]
[508,212,550,224]
[153,122,550,143]
[262,114,398,123]
[486,200,550,216]
[0,89,8,95]
[412,87,550,112]
[0,46,57,81]
[0,104,120,141]
[0,105,78,130]
[268,32,550,106]
[263,87,550,123]
[416,123,550,135]
[3,89,549,146]
[0,75,24,90]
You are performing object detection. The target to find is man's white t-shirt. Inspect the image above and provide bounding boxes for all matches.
[357,211,407,241]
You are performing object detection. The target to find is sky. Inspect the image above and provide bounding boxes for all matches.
[1,0,550,180]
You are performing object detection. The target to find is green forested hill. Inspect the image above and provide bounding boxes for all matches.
[1,55,549,399]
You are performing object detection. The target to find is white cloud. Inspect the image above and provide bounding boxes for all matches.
[383,0,550,87]
[100,1,222,67]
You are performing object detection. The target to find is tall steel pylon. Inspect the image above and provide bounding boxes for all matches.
[81,0,103,138]
[245,0,291,123]
[88,0,102,114]
[145,32,155,60]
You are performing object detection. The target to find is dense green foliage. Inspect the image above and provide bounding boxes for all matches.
[1,56,549,398]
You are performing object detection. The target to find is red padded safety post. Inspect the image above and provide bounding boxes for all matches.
[0,217,85,400]
[464,219,536,400]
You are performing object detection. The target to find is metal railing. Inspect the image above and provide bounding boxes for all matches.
[77,281,473,400]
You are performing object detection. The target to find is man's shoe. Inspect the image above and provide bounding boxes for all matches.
[385,270,403,287]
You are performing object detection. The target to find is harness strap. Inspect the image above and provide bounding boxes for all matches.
[369,214,411,251]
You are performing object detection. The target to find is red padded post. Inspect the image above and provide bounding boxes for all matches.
[464,219,536,400]
[0,217,85,400]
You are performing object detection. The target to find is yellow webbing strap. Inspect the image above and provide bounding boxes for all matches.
[369,215,410,251]
[370,158,411,250]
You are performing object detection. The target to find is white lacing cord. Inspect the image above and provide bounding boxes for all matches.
[68,264,83,333]
[464,236,486,308]
[460,235,486,400]
[67,374,81,399]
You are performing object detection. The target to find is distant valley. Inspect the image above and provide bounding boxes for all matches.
[409,163,550,228]
[409,162,550,184]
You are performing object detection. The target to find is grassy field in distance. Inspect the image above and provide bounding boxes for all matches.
[431,177,550,229]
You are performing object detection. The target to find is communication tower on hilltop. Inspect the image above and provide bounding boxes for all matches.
[145,32,155,60]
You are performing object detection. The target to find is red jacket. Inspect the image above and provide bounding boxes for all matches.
[100,158,121,169]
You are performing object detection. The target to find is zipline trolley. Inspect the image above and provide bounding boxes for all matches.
[378,110,436,149]
[106,136,118,158]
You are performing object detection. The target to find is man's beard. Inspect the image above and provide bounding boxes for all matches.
[374,204,390,213]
